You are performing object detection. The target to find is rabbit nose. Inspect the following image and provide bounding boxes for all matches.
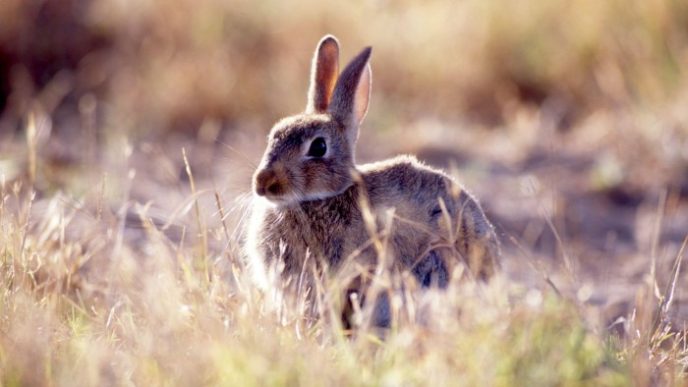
[255,169,282,196]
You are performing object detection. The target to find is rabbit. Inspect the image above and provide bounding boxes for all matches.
[246,35,500,326]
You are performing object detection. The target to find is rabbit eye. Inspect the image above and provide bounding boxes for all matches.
[306,137,327,158]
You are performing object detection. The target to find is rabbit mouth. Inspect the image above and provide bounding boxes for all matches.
[261,192,301,206]
[261,189,338,206]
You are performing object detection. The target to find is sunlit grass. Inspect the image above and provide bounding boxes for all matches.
[0,172,684,385]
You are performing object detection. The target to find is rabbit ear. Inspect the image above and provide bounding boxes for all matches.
[306,35,340,113]
[328,46,372,141]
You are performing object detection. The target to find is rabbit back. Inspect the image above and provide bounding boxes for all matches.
[360,155,500,282]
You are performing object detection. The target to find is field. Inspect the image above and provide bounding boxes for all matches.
[1,0,687,385]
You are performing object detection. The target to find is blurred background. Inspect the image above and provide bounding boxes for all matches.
[1,0,687,322]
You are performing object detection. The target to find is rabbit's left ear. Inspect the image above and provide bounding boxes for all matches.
[306,35,340,113]
[329,47,372,140]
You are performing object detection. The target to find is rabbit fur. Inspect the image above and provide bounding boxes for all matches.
[246,35,500,322]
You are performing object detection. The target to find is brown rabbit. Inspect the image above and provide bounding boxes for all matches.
[246,35,499,326]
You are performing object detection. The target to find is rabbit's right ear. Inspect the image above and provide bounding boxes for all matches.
[328,46,372,144]
[306,35,340,113]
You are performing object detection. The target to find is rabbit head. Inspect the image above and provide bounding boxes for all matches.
[253,35,372,205]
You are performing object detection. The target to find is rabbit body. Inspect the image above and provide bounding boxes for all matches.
[247,35,499,296]
[249,155,498,288]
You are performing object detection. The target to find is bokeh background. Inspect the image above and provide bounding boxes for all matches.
[2,1,688,385]
[1,0,687,328]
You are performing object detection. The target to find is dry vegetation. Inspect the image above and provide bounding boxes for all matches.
[1,0,687,385]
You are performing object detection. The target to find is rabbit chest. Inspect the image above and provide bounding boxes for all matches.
[255,183,373,276]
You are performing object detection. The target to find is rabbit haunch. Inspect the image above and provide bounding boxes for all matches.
[247,35,499,294]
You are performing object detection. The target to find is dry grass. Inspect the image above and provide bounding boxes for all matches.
[0,171,686,385]
[1,0,688,385]
[0,184,631,386]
